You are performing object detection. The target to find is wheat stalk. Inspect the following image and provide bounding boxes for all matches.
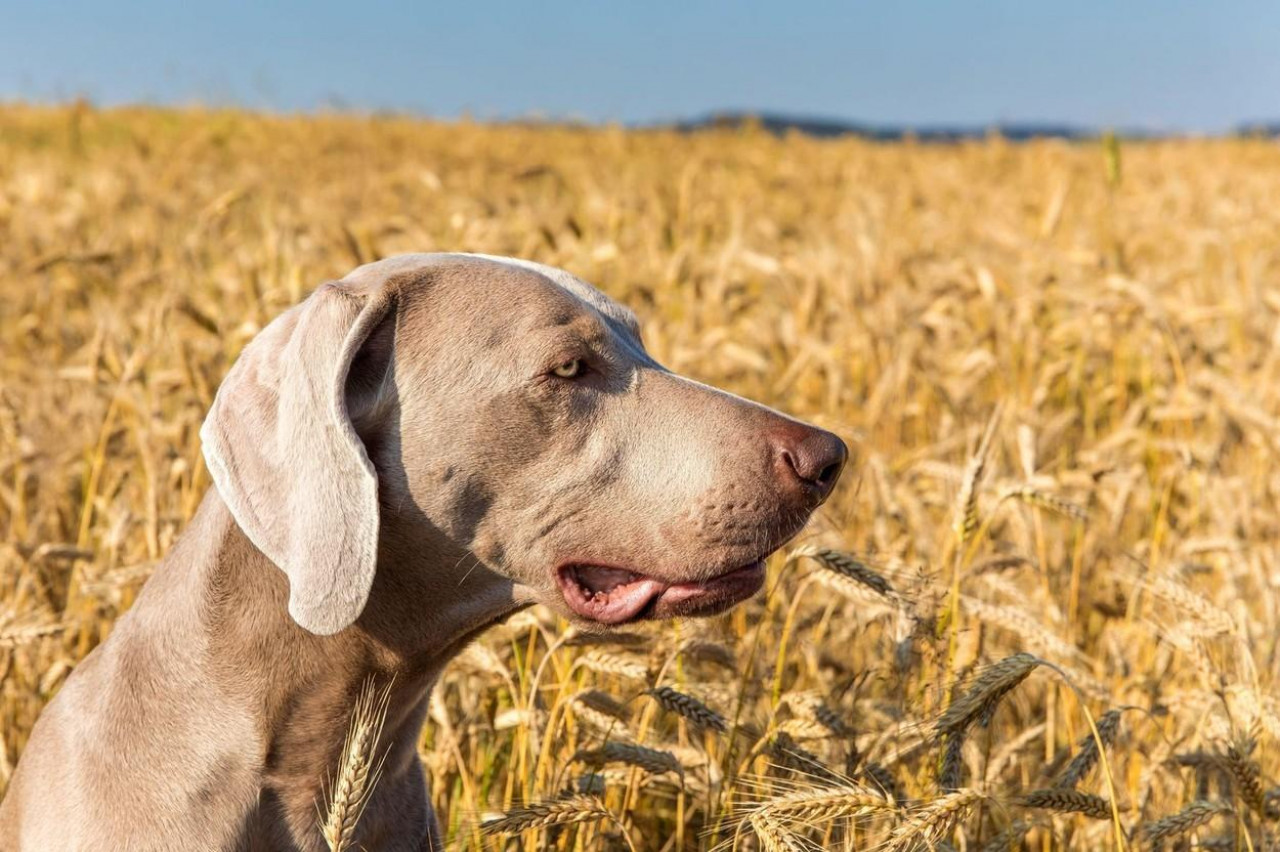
[571,701,634,741]
[0,621,65,649]
[564,629,649,648]
[774,717,832,741]
[576,649,650,681]
[763,730,844,785]
[1058,708,1123,788]
[978,821,1029,852]
[676,639,738,670]
[1018,788,1115,820]
[1141,800,1231,845]
[960,598,1085,663]
[936,653,1041,736]
[859,762,903,802]
[938,732,964,792]
[755,784,897,822]
[480,794,613,834]
[749,811,809,852]
[999,484,1089,522]
[1144,575,1236,636]
[319,678,393,852]
[1223,737,1267,816]
[572,689,630,721]
[887,788,986,851]
[572,742,683,778]
[646,685,728,733]
[953,405,1003,543]
[787,545,897,598]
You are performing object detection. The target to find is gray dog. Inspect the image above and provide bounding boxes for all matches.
[0,254,847,850]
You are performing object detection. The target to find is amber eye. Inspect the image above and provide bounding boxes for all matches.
[552,359,584,378]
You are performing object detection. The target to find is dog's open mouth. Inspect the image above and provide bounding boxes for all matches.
[555,560,767,625]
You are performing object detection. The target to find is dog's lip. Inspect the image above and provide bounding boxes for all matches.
[554,560,767,625]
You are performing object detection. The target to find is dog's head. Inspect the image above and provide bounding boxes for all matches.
[202,254,846,635]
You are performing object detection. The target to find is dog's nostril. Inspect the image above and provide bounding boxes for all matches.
[774,429,848,498]
[781,449,800,478]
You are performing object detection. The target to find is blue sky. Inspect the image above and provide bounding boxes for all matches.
[3,1,1278,131]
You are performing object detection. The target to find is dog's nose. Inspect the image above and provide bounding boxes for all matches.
[773,425,848,503]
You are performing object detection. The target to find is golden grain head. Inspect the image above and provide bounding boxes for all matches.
[479,795,614,835]
[935,652,1041,737]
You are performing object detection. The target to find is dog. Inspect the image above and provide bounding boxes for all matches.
[0,253,847,850]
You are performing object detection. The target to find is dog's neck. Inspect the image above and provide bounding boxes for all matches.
[131,487,523,842]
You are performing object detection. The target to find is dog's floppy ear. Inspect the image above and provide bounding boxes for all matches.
[200,279,397,635]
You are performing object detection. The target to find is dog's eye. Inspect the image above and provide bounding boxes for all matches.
[551,359,584,379]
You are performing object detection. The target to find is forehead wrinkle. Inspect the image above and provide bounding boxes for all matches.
[358,252,655,366]
[460,252,642,334]
[531,299,649,374]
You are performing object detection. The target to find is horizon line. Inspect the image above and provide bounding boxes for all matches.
[3,98,1277,140]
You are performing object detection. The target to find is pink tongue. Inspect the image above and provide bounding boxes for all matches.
[591,577,666,622]
[572,566,667,623]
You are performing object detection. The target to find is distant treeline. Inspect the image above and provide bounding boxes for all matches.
[665,111,1280,141]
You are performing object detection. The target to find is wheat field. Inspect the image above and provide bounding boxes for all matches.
[1,104,1278,850]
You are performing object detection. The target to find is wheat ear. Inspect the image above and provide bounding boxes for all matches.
[572,742,684,778]
[1058,708,1122,788]
[320,677,393,852]
[1141,800,1231,845]
[756,784,897,822]
[788,545,897,598]
[646,685,728,733]
[1018,788,1115,820]
[1222,737,1266,816]
[749,811,808,852]
[978,821,1029,852]
[936,653,1041,736]
[953,404,1003,543]
[480,795,613,834]
[888,788,986,851]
